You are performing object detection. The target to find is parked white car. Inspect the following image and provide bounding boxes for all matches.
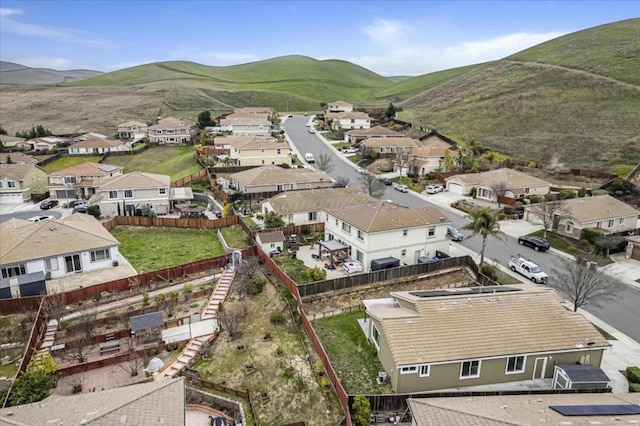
[395,184,409,193]
[28,215,55,222]
[508,254,549,284]
[426,184,444,194]
[341,147,359,154]
[355,166,368,174]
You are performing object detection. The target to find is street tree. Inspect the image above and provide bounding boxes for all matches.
[358,172,386,199]
[550,256,623,312]
[334,176,350,187]
[315,153,334,173]
[394,147,409,178]
[490,180,509,207]
[526,199,566,238]
[462,207,507,267]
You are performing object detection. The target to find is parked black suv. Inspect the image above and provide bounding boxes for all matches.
[518,235,550,251]
[39,199,59,210]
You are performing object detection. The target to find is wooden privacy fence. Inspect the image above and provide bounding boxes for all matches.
[172,168,208,187]
[183,376,249,398]
[101,214,238,231]
[252,222,325,239]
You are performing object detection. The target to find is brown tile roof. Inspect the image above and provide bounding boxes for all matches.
[148,117,191,130]
[324,200,450,232]
[369,285,608,366]
[447,168,550,188]
[559,194,640,223]
[408,393,640,426]
[0,152,37,164]
[220,116,271,126]
[0,163,42,180]
[0,214,120,264]
[50,162,123,178]
[71,137,124,148]
[0,134,26,143]
[265,187,374,214]
[362,137,418,148]
[232,166,331,186]
[218,136,283,149]
[329,100,352,106]
[420,134,457,149]
[118,120,148,128]
[345,126,404,137]
[331,111,370,120]
[409,145,456,157]
[257,231,286,244]
[96,171,170,190]
[0,377,185,426]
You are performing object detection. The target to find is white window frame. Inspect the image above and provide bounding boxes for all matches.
[159,188,167,195]
[460,360,481,379]
[45,257,59,271]
[619,218,625,224]
[90,249,111,262]
[402,229,408,237]
[124,190,133,199]
[156,130,162,134]
[400,365,418,374]
[7,181,16,188]
[505,355,526,374]
[401,249,406,257]
[566,221,574,232]
[357,230,364,241]
[596,221,602,229]
[428,226,436,237]
[277,148,281,155]
[371,323,380,350]
[342,222,351,233]
[608,219,614,228]
[419,364,430,377]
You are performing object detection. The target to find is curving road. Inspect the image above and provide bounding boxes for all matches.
[284,115,640,343]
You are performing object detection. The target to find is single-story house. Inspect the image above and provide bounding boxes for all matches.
[407,145,457,177]
[230,165,332,195]
[0,152,37,165]
[363,284,609,393]
[256,231,286,254]
[344,126,404,143]
[69,132,110,143]
[0,163,48,204]
[262,187,374,226]
[444,168,551,202]
[214,136,291,166]
[48,162,124,202]
[90,171,171,217]
[0,214,121,282]
[30,136,66,152]
[323,200,451,271]
[0,134,30,150]
[526,194,640,240]
[68,137,131,155]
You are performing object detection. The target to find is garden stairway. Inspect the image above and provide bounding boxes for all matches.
[160,268,236,379]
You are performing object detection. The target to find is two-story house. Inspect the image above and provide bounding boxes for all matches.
[117,120,148,140]
[219,114,272,137]
[361,137,419,157]
[329,112,371,131]
[262,187,374,226]
[90,171,171,216]
[68,137,131,155]
[147,117,194,144]
[48,162,124,201]
[326,100,353,114]
[445,168,551,202]
[323,200,451,271]
[214,136,291,166]
[407,145,458,177]
[0,163,48,204]
[231,165,331,196]
[344,126,404,143]
[362,284,609,393]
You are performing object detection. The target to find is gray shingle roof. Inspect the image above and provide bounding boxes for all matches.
[130,311,164,331]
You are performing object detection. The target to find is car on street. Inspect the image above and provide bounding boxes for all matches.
[508,254,549,284]
[308,128,316,134]
[355,166,368,174]
[28,215,55,223]
[72,205,88,214]
[329,181,346,188]
[341,147,359,154]
[379,177,393,185]
[287,114,293,118]
[426,184,444,194]
[39,199,59,210]
[395,184,409,193]
[447,225,464,241]
[518,235,550,251]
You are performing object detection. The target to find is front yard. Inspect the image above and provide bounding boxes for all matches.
[110,226,224,272]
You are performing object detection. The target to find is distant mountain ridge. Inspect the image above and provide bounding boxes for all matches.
[0,61,103,85]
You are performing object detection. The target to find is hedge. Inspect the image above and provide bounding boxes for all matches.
[630,383,640,392]
[581,228,604,245]
[626,366,640,384]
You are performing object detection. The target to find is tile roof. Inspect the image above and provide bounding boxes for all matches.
[220,116,271,126]
[324,200,450,233]
[0,163,42,180]
[217,136,283,149]
[96,171,170,190]
[0,152,37,164]
[265,187,374,214]
[446,168,551,188]
[345,126,404,137]
[257,231,286,244]
[71,137,124,148]
[235,106,274,114]
[50,162,123,177]
[0,135,26,143]
[368,284,608,366]
[409,145,456,157]
[232,165,331,186]
[331,111,370,120]
[148,117,191,130]
[118,120,148,128]
[329,100,352,106]
[362,137,418,148]
[0,377,186,425]
[408,393,640,426]
[0,214,120,265]
[558,194,640,223]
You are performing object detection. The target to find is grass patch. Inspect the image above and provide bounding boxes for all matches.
[41,156,103,173]
[313,311,389,394]
[220,225,250,249]
[110,226,224,272]
[347,155,361,163]
[529,230,582,256]
[105,146,201,181]
[241,216,256,227]
[593,324,617,341]
[273,255,324,284]
[610,163,635,177]
[0,359,20,378]
[494,267,521,285]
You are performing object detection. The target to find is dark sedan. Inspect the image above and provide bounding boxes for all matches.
[518,235,550,251]
[40,199,59,210]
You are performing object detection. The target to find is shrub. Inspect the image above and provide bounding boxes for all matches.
[246,275,266,295]
[182,284,193,294]
[559,189,577,200]
[480,264,498,281]
[528,194,542,204]
[627,366,640,384]
[581,228,604,245]
[369,149,379,159]
[87,205,101,218]
[142,292,149,306]
[270,311,285,324]
[577,187,587,197]
[470,187,477,198]
[591,189,609,196]
[630,383,640,393]
[306,266,327,282]
[503,206,514,215]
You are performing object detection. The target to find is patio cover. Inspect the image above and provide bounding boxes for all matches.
[318,240,347,251]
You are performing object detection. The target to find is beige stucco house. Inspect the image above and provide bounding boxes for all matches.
[68,137,131,155]
[30,136,66,152]
[345,126,404,143]
[90,171,171,217]
[230,165,331,195]
[326,100,353,113]
[219,114,272,137]
[407,145,457,177]
[0,163,48,204]
[117,120,148,140]
[329,111,371,131]
[0,135,30,150]
[214,136,291,166]
[0,152,37,165]
[444,168,551,201]
[147,117,193,144]
[361,137,419,156]
[363,284,609,393]
[48,162,124,201]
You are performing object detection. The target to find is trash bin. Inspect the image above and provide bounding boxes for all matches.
[291,251,297,259]
[518,213,524,219]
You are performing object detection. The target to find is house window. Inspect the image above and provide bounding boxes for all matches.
[7,181,16,188]
[619,218,625,225]
[596,221,602,229]
[401,249,406,257]
[90,249,111,262]
[460,360,481,379]
[276,184,283,191]
[428,226,435,237]
[261,160,265,165]
[419,364,430,377]
[566,221,574,233]
[45,257,59,271]
[108,190,118,199]
[1,264,26,278]
[64,176,76,184]
[342,222,351,233]
[166,129,175,134]
[308,212,317,221]
[159,188,166,195]
[335,219,338,225]
[506,356,525,374]
[608,219,614,228]
[156,130,162,134]
[525,187,531,194]
[124,190,133,199]
[356,250,363,262]
[400,365,417,374]
[357,230,364,241]
[277,148,281,154]
[0,182,3,188]
[156,138,163,143]
[403,229,408,237]
[371,323,380,350]
[64,254,82,273]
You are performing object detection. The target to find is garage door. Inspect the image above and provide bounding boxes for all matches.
[447,183,464,195]
[0,193,23,204]
[632,245,640,261]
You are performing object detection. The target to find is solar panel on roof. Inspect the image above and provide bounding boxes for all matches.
[99,165,118,172]
[550,405,640,416]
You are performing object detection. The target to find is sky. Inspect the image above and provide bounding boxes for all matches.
[0,1,638,76]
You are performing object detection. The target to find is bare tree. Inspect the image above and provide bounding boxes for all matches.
[546,155,567,178]
[358,173,386,199]
[490,180,509,207]
[233,255,262,299]
[550,256,623,312]
[41,296,67,330]
[315,153,334,174]
[117,338,141,377]
[217,303,246,339]
[155,291,179,317]
[526,200,566,238]
[394,147,409,177]
[64,313,97,364]
[334,176,350,187]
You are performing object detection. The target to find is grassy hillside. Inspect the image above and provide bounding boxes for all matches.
[399,20,640,168]
[508,18,640,85]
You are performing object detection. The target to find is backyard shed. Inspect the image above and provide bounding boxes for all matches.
[130,311,164,345]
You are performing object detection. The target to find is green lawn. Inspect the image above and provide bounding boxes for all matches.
[529,230,582,256]
[609,163,635,177]
[41,156,103,173]
[110,226,224,273]
[105,146,201,181]
[241,216,256,227]
[313,311,389,394]
[220,225,250,249]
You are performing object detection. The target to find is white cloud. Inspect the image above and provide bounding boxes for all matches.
[12,57,71,69]
[0,8,22,17]
[447,31,565,60]
[363,19,408,44]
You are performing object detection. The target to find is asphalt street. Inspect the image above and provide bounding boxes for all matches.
[284,115,640,343]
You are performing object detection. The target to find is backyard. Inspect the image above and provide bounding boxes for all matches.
[0,313,33,380]
[41,155,103,173]
[220,225,251,249]
[110,226,225,272]
[105,146,202,181]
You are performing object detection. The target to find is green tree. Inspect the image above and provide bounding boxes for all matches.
[221,203,234,218]
[264,211,285,228]
[196,110,214,129]
[87,205,101,219]
[6,155,13,164]
[9,353,57,406]
[352,395,371,426]
[462,207,507,267]
[0,125,7,135]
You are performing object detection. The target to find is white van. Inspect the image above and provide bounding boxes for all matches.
[304,153,315,163]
